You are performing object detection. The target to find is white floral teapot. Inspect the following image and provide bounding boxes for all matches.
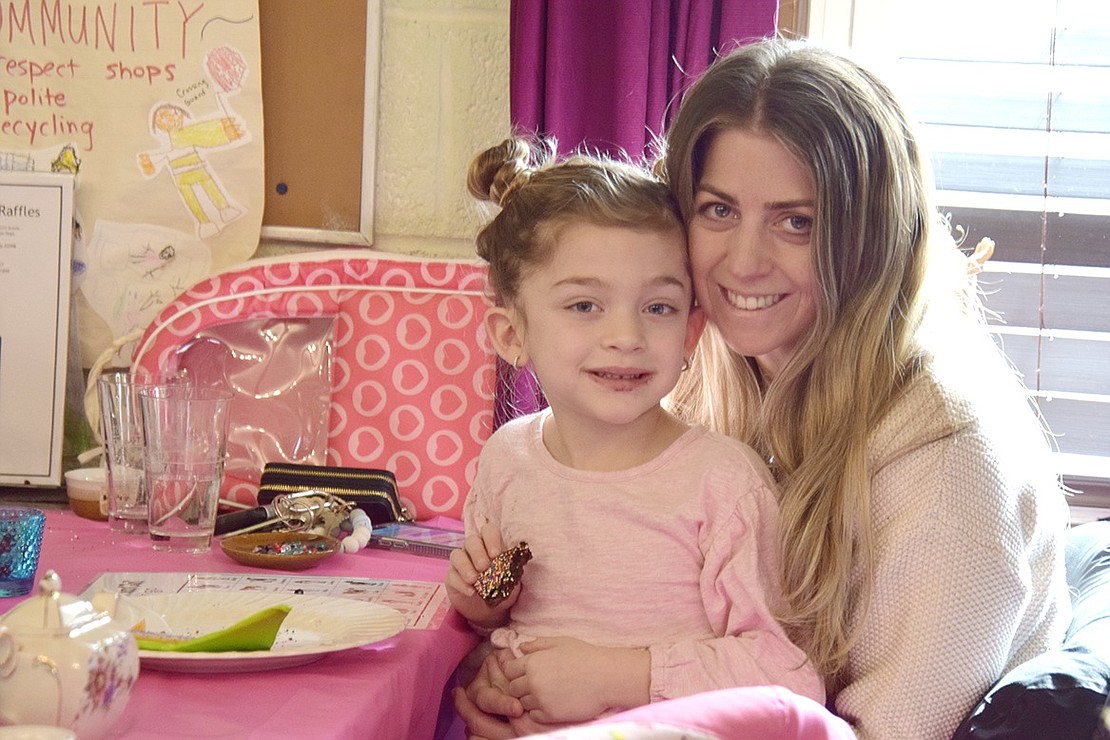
[0,570,139,738]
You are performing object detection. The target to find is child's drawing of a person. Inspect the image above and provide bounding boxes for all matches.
[137,103,246,239]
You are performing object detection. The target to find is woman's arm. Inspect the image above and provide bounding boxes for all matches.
[834,428,1070,739]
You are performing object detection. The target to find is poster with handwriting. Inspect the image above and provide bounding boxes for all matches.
[0,170,73,485]
[0,1,263,368]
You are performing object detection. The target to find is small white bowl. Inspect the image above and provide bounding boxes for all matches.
[64,467,108,521]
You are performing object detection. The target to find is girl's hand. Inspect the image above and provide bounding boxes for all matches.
[453,649,557,739]
[452,687,513,740]
[499,637,651,724]
[444,523,520,628]
[453,650,517,739]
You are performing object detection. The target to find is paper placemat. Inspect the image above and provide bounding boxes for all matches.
[83,572,451,630]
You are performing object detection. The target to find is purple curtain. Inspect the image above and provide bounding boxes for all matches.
[510,0,779,160]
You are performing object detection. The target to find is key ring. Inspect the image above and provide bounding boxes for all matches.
[220,489,356,537]
[272,490,355,534]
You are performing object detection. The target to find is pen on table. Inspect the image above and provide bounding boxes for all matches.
[214,504,277,536]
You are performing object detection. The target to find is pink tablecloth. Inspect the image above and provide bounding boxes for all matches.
[7,509,479,740]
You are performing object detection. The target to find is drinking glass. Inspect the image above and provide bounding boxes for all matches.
[98,371,149,533]
[139,384,233,553]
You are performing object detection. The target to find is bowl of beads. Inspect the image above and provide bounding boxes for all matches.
[220,531,340,570]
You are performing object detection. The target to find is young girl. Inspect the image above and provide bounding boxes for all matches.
[445,137,838,735]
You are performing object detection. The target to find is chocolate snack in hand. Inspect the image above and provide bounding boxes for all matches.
[475,542,532,606]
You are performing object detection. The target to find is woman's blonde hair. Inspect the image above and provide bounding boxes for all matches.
[468,136,684,308]
[661,38,980,679]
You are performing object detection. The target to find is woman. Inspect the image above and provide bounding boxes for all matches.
[456,38,1071,739]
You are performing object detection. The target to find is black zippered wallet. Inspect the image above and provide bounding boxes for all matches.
[256,462,413,525]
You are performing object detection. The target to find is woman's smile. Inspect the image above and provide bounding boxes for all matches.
[688,127,818,376]
[724,290,786,311]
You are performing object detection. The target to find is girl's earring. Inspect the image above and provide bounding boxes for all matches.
[681,358,690,372]
[512,352,522,370]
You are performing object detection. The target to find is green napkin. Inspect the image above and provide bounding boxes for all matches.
[135,604,292,652]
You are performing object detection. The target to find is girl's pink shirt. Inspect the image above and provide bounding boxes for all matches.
[465,410,824,705]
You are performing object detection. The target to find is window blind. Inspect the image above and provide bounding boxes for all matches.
[808,0,1110,506]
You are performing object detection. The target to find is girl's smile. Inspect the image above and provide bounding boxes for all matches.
[586,366,654,391]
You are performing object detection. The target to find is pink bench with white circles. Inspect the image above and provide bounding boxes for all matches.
[130,250,496,521]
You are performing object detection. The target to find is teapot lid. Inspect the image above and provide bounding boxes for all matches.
[0,570,112,632]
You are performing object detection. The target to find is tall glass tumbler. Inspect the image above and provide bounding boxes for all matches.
[139,384,233,553]
[98,371,150,534]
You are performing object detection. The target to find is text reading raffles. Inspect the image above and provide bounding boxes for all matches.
[0,204,42,217]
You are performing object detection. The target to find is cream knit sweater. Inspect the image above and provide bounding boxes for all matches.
[833,368,1072,739]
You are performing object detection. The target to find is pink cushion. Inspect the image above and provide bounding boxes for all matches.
[559,686,856,740]
[131,252,497,521]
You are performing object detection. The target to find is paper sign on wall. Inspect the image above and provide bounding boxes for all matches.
[0,1,264,368]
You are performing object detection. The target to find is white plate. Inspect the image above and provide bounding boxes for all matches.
[120,591,405,673]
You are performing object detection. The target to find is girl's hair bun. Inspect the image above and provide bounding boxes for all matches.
[467,135,555,208]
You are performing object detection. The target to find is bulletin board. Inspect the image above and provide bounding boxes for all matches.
[259,0,381,246]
